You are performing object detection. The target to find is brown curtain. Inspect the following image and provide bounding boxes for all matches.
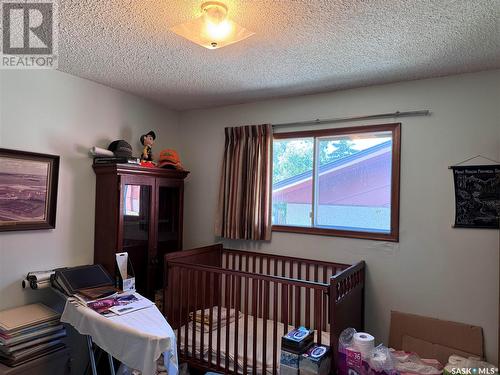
[215,124,272,240]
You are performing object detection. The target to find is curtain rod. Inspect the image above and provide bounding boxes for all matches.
[272,110,431,129]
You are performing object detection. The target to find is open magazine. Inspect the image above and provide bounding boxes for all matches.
[85,293,154,316]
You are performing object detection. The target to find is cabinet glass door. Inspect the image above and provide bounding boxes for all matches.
[121,183,152,295]
[157,185,181,253]
[152,183,182,307]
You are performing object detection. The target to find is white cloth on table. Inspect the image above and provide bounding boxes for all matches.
[61,296,178,375]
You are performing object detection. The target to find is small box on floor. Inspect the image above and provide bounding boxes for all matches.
[280,327,315,375]
[280,362,301,375]
[300,344,331,375]
[282,326,315,352]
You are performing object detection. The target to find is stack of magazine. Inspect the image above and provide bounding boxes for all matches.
[93,157,140,165]
[83,292,154,317]
[50,264,153,317]
[0,304,66,367]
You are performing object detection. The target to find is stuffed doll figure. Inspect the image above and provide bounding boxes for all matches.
[140,131,156,162]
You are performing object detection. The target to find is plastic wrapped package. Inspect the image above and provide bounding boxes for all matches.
[338,328,396,375]
[369,345,395,373]
[391,350,443,375]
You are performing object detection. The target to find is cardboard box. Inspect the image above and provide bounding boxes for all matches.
[280,349,302,369]
[282,327,315,353]
[389,311,484,365]
[280,363,299,375]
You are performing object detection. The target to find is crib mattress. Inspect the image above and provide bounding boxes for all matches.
[178,313,330,374]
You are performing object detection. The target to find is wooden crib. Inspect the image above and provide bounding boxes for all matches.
[164,244,365,374]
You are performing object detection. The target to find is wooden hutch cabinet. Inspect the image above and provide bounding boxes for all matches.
[93,164,189,302]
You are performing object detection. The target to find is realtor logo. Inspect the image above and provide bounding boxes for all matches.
[1,0,58,68]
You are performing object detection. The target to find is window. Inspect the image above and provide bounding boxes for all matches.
[272,123,401,241]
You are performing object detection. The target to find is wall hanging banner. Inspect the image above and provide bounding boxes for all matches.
[451,165,500,229]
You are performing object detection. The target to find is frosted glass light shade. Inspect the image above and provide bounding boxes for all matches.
[170,3,254,49]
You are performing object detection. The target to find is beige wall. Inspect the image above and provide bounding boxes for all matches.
[0,69,180,311]
[178,70,500,363]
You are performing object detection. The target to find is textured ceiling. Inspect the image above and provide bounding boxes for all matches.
[58,0,500,110]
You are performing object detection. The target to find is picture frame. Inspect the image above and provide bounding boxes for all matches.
[0,148,60,232]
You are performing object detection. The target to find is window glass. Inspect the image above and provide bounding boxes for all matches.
[272,138,313,227]
[271,124,400,241]
[124,185,141,216]
[316,132,392,233]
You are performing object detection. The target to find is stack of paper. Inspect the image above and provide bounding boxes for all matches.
[0,303,66,367]
[86,292,154,316]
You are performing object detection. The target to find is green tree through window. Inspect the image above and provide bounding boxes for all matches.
[273,139,357,184]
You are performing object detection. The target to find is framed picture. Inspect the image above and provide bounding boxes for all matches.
[0,148,60,232]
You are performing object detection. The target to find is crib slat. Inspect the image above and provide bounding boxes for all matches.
[243,276,249,375]
[216,274,222,368]
[177,267,182,354]
[322,272,327,332]
[282,283,289,336]
[259,257,264,321]
[306,265,311,328]
[167,266,173,320]
[233,275,241,374]
[289,262,293,323]
[297,262,302,326]
[192,271,197,360]
[225,273,231,371]
[232,257,236,309]
[200,271,206,362]
[295,285,301,327]
[262,279,269,373]
[314,288,322,345]
[272,280,278,375]
[208,272,214,366]
[185,269,190,357]
[252,278,258,375]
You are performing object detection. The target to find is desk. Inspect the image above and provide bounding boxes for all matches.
[61,297,177,375]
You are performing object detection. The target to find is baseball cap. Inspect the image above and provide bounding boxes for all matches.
[107,140,133,158]
[157,149,183,170]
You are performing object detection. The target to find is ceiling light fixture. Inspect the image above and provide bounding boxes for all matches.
[170,1,254,49]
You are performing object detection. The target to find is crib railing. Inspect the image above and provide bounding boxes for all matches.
[165,261,330,374]
[164,244,365,374]
[222,248,351,283]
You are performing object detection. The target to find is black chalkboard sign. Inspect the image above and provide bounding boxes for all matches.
[452,165,500,229]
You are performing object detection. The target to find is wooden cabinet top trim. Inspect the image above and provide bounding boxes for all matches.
[93,163,190,179]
